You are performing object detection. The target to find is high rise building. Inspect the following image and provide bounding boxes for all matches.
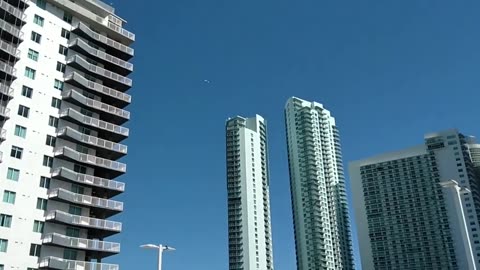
[226,115,274,270]
[0,0,134,269]
[284,97,354,270]
[350,129,480,270]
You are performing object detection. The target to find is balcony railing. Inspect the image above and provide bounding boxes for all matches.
[64,72,131,107]
[52,167,125,194]
[0,105,10,119]
[72,22,134,57]
[42,233,120,253]
[45,210,122,233]
[0,38,19,58]
[57,126,127,158]
[53,146,127,174]
[62,89,130,124]
[0,128,5,141]
[69,38,133,73]
[0,18,22,41]
[0,82,13,99]
[39,256,119,270]
[106,21,135,41]
[0,0,26,22]
[0,60,16,78]
[48,188,124,212]
[59,108,129,140]
[67,54,132,89]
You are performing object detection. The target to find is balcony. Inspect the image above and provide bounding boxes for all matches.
[53,146,126,178]
[48,188,123,218]
[42,233,120,258]
[67,54,132,90]
[64,72,131,108]
[39,256,119,270]
[72,22,133,60]
[0,0,26,26]
[0,105,9,121]
[69,38,133,76]
[0,60,16,81]
[5,0,29,10]
[57,127,127,160]
[0,128,5,141]
[59,108,129,142]
[0,82,13,100]
[45,210,121,238]
[105,21,135,44]
[0,39,19,63]
[62,89,130,125]
[0,18,22,43]
[52,167,125,197]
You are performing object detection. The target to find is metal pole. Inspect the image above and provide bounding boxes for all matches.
[158,245,163,270]
[455,187,477,270]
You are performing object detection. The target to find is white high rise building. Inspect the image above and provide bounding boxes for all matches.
[285,97,354,270]
[350,129,480,270]
[0,0,133,269]
[226,115,274,270]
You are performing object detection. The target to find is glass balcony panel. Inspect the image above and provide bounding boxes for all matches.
[52,167,125,194]
[42,233,120,253]
[64,71,131,107]
[39,256,119,270]
[48,188,123,212]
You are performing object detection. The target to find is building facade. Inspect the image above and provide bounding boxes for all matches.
[226,115,274,270]
[350,129,480,270]
[284,97,354,270]
[0,0,134,269]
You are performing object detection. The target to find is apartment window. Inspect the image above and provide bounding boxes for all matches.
[54,79,64,90]
[0,214,12,228]
[61,28,70,39]
[36,198,47,210]
[25,67,36,79]
[3,191,16,204]
[48,116,58,128]
[10,146,23,159]
[45,135,56,147]
[0,265,3,270]
[74,164,87,174]
[33,220,44,233]
[18,105,30,117]
[83,91,95,99]
[51,97,61,108]
[56,62,66,73]
[36,0,46,9]
[58,45,68,56]
[27,49,39,61]
[0,239,8,252]
[81,108,93,117]
[33,15,44,26]
[43,155,53,167]
[71,184,84,194]
[29,244,41,256]
[6,168,20,181]
[63,248,77,260]
[14,125,27,138]
[63,13,72,24]
[22,86,33,98]
[66,227,80,237]
[68,205,82,215]
[79,126,92,135]
[76,144,88,154]
[39,176,50,189]
[31,31,41,43]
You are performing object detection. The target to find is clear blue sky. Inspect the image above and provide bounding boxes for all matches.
[105,0,480,269]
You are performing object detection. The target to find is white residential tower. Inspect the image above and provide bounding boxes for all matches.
[226,115,274,270]
[0,0,134,269]
[285,97,354,270]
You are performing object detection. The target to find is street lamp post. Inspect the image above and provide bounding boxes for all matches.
[440,179,476,270]
[141,244,176,270]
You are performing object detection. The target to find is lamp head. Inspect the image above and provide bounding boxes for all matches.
[140,244,159,249]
